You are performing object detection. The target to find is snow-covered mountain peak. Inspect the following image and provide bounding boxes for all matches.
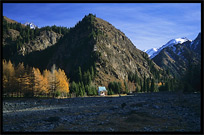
[166,37,189,46]
[145,37,191,59]
[24,22,37,29]
[144,48,158,57]
[175,37,191,43]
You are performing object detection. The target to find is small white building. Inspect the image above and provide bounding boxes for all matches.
[98,86,107,96]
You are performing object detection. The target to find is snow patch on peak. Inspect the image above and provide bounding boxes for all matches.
[146,37,191,59]
[175,37,190,44]
[24,22,37,29]
[166,37,189,47]
[144,48,158,57]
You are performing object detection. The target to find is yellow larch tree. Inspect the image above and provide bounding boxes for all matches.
[41,73,49,96]
[21,72,32,97]
[2,60,8,94]
[43,69,51,96]
[50,64,58,98]
[55,68,69,97]
[33,67,49,97]
[15,62,25,97]
[33,67,42,96]
[3,60,16,97]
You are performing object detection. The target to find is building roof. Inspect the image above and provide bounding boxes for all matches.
[98,86,107,91]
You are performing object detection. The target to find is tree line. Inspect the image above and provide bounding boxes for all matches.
[180,62,201,93]
[3,60,69,98]
[127,71,180,93]
[127,72,156,93]
[3,59,199,98]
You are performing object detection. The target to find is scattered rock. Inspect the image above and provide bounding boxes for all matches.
[153,105,160,109]
[45,116,60,123]
[121,103,126,109]
[59,108,64,112]
[109,127,115,131]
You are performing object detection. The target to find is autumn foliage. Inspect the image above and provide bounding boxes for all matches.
[3,60,69,98]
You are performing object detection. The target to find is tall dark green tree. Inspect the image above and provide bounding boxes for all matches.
[78,66,82,82]
[146,78,150,92]
[80,82,85,96]
[150,79,155,92]
[170,79,174,91]
[70,81,78,94]
[3,20,9,35]
[134,72,139,83]
[143,75,147,92]
[165,80,170,91]
[27,27,30,43]
[87,71,91,84]
[124,80,128,93]
[34,27,40,38]
[22,30,26,43]
[31,30,34,40]
[118,82,122,94]
[108,81,122,94]
[90,66,94,80]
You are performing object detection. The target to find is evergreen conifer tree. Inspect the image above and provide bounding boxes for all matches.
[143,75,147,92]
[150,79,155,92]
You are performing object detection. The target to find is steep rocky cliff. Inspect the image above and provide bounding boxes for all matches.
[18,30,62,56]
[3,16,64,62]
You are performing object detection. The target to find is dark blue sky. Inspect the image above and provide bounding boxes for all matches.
[3,3,201,50]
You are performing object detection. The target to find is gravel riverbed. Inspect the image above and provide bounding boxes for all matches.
[3,92,201,132]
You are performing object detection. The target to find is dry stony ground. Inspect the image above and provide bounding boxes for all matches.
[3,92,201,132]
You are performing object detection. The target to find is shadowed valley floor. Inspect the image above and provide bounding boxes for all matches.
[3,92,200,132]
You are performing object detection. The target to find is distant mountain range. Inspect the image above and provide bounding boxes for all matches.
[144,37,192,59]
[144,34,201,78]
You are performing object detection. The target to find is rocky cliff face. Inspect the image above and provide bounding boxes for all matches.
[3,16,63,62]
[92,17,161,85]
[3,29,20,46]
[19,30,62,56]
